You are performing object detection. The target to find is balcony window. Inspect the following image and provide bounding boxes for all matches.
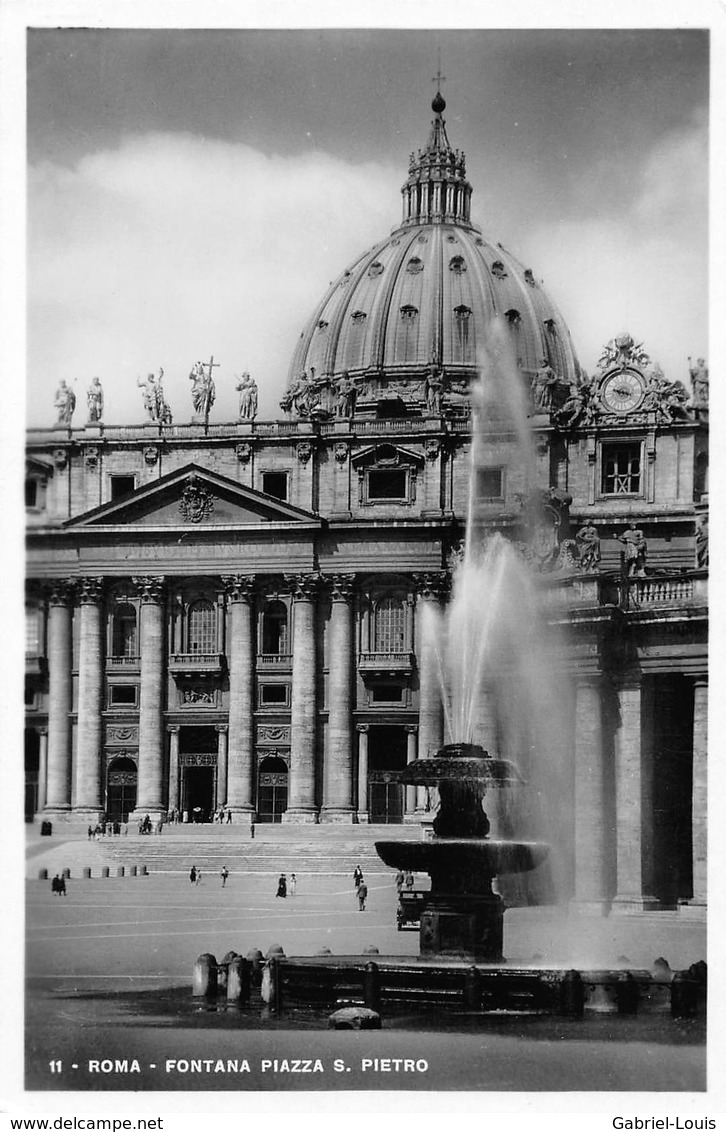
[112,604,137,657]
[477,467,504,502]
[368,470,408,501]
[602,443,642,496]
[25,608,39,656]
[187,600,216,653]
[374,597,406,652]
[262,600,288,654]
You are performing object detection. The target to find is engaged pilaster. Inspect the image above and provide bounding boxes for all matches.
[45,579,75,814]
[133,576,166,816]
[284,573,320,822]
[221,575,256,822]
[75,577,105,819]
[612,676,658,913]
[572,675,609,911]
[321,574,355,822]
[690,676,708,908]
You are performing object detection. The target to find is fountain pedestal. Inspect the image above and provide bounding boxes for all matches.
[421,892,504,961]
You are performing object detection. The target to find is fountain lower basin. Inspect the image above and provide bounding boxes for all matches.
[375,838,548,877]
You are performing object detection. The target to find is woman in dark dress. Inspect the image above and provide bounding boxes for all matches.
[276,873,287,898]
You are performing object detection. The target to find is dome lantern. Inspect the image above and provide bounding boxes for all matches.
[401,91,473,228]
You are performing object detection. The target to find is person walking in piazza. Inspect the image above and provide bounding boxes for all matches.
[195,867,203,886]
[357,880,368,911]
[289,873,297,896]
[395,869,404,894]
[220,866,229,888]
[189,866,197,885]
[276,873,287,898]
[353,864,363,889]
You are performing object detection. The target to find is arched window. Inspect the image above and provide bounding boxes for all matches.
[375,597,405,652]
[112,603,137,657]
[187,600,216,653]
[262,600,288,655]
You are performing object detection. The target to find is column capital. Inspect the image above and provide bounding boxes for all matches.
[221,574,256,602]
[693,674,708,688]
[285,572,322,601]
[412,571,450,602]
[328,573,356,602]
[215,724,229,734]
[356,723,370,734]
[405,724,419,734]
[45,578,76,606]
[78,576,105,605]
[38,726,48,736]
[132,575,166,604]
[167,725,181,734]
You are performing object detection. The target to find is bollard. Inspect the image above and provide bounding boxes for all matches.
[38,868,48,881]
[559,970,584,1017]
[83,867,92,879]
[362,945,380,955]
[140,864,148,876]
[227,957,251,1005]
[262,958,281,1012]
[463,965,481,1010]
[246,948,264,986]
[616,971,639,1015]
[116,866,125,877]
[129,865,138,877]
[315,947,333,956]
[192,953,218,999]
[218,951,239,992]
[363,961,381,1013]
[101,867,109,879]
[62,868,71,879]
[671,971,698,1019]
[265,943,285,959]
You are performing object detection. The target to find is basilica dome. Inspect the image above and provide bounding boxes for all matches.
[287,94,581,409]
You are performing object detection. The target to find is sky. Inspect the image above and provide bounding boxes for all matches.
[24,25,709,426]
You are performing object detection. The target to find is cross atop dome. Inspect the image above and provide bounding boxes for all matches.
[401,81,473,228]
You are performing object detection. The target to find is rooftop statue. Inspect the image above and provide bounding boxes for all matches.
[236,372,258,421]
[619,522,647,578]
[575,523,601,572]
[54,379,76,427]
[189,359,216,421]
[86,376,104,424]
[689,357,709,408]
[138,368,172,424]
[424,367,443,414]
[530,358,559,414]
[335,372,356,418]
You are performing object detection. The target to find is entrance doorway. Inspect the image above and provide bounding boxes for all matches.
[650,676,694,906]
[257,755,288,822]
[106,756,138,823]
[179,726,218,822]
[25,729,39,822]
[367,725,408,824]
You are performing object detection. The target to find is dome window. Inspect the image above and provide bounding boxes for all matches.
[340,271,352,288]
[449,256,467,274]
[454,305,472,321]
[524,269,537,287]
[351,310,367,323]
[491,261,508,280]
[317,320,329,332]
[505,309,521,325]
[406,257,424,275]
[417,235,428,244]
[446,235,458,243]
[544,318,557,335]
[368,261,384,277]
[400,305,419,321]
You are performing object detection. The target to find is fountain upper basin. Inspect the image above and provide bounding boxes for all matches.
[375,838,549,877]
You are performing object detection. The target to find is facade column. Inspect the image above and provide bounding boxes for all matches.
[74,577,105,819]
[45,580,74,814]
[216,725,228,809]
[572,675,609,911]
[133,576,166,817]
[356,724,370,823]
[413,573,447,811]
[612,677,658,912]
[321,574,355,822]
[284,573,319,822]
[222,576,255,822]
[404,725,418,818]
[37,728,48,813]
[690,677,708,907]
[168,726,180,814]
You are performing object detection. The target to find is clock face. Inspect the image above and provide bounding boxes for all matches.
[600,369,645,413]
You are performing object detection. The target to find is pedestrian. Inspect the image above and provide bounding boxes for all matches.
[250,822,255,838]
[220,866,229,888]
[289,873,297,896]
[189,866,197,885]
[404,870,415,890]
[195,867,203,886]
[226,809,232,824]
[87,825,93,840]
[353,864,363,889]
[357,880,368,911]
[276,873,287,898]
[395,869,404,893]
[58,875,67,897]
[51,874,60,895]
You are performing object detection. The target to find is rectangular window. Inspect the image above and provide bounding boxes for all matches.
[477,467,504,501]
[109,685,138,707]
[262,472,288,501]
[259,683,290,707]
[110,475,136,502]
[25,609,39,655]
[602,443,642,495]
[371,683,404,703]
[368,469,407,501]
[25,480,39,508]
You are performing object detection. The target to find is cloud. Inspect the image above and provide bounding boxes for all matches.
[523,113,708,382]
[28,134,400,425]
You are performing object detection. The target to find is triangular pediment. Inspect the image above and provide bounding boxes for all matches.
[64,464,322,530]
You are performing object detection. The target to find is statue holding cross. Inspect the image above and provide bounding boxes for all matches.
[189,356,218,422]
